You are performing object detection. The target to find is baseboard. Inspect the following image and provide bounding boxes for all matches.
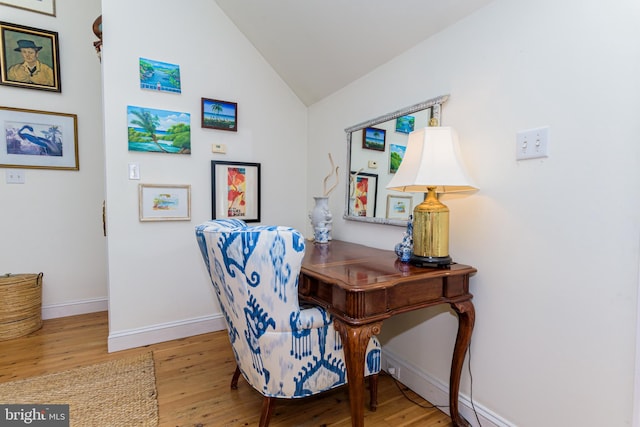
[42,297,108,320]
[107,314,226,352]
[381,349,513,427]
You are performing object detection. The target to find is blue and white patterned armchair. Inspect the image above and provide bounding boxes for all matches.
[195,219,381,426]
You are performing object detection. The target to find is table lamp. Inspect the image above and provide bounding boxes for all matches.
[386,126,476,267]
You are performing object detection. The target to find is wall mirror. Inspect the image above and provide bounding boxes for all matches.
[344,94,449,226]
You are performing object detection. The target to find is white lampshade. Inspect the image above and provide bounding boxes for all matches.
[386,127,477,193]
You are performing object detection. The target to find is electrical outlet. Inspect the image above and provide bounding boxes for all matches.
[387,365,400,380]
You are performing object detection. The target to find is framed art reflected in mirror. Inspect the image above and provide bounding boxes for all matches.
[344,94,448,226]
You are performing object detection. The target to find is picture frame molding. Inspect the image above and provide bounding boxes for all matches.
[0,105,78,170]
[138,183,191,222]
[201,98,238,132]
[0,0,55,16]
[211,160,261,222]
[0,21,61,92]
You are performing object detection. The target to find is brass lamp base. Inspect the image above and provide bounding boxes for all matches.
[410,254,452,268]
[411,186,452,268]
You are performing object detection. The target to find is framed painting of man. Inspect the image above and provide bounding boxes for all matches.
[0,22,61,92]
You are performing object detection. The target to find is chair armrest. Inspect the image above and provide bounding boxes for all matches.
[292,305,331,330]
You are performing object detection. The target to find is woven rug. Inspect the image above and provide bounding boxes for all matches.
[0,352,158,426]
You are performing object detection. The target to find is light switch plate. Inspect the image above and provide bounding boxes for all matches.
[516,127,549,160]
[128,162,140,180]
[6,169,25,184]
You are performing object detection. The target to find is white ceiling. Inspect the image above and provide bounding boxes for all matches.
[215,0,495,106]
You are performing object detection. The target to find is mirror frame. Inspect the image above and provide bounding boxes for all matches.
[343,94,449,226]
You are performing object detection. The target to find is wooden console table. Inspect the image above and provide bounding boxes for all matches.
[298,240,476,427]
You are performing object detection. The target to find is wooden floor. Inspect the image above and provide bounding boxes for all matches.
[0,312,452,426]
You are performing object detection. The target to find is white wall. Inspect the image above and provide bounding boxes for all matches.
[308,0,640,426]
[101,0,308,350]
[0,0,107,318]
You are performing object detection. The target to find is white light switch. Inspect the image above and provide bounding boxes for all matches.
[6,169,25,184]
[128,162,140,180]
[516,127,549,160]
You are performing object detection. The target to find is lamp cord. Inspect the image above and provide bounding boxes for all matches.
[387,339,482,426]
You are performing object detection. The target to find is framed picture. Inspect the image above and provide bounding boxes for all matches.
[0,0,55,16]
[0,106,78,170]
[0,22,60,92]
[362,127,385,151]
[127,106,191,154]
[389,143,406,174]
[139,58,181,93]
[201,98,237,132]
[211,161,261,222]
[138,184,191,222]
[386,195,413,221]
[351,171,377,217]
[395,115,415,134]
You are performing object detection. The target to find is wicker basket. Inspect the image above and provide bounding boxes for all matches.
[0,273,43,341]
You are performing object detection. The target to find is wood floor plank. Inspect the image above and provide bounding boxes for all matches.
[0,312,453,426]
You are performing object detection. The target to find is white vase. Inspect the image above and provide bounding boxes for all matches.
[309,196,332,242]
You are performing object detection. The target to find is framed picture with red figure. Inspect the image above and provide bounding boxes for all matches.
[211,161,261,222]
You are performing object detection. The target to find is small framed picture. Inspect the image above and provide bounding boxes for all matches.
[0,21,61,92]
[362,127,385,151]
[395,115,415,134]
[201,98,237,132]
[139,58,181,93]
[0,106,78,170]
[0,0,55,16]
[138,184,191,222]
[389,143,406,174]
[350,171,378,217]
[386,195,413,221]
[211,161,261,222]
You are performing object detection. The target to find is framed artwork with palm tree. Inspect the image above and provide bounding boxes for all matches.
[127,105,191,154]
[0,106,78,170]
[362,127,385,151]
[201,98,237,132]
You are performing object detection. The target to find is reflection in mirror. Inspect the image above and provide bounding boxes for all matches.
[344,94,449,226]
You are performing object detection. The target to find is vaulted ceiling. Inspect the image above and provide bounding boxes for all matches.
[215,0,495,105]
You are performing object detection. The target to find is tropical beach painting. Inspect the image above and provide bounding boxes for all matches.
[138,184,191,221]
[139,58,181,93]
[395,115,415,134]
[127,106,190,154]
[362,127,385,151]
[201,98,237,131]
[389,143,406,174]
